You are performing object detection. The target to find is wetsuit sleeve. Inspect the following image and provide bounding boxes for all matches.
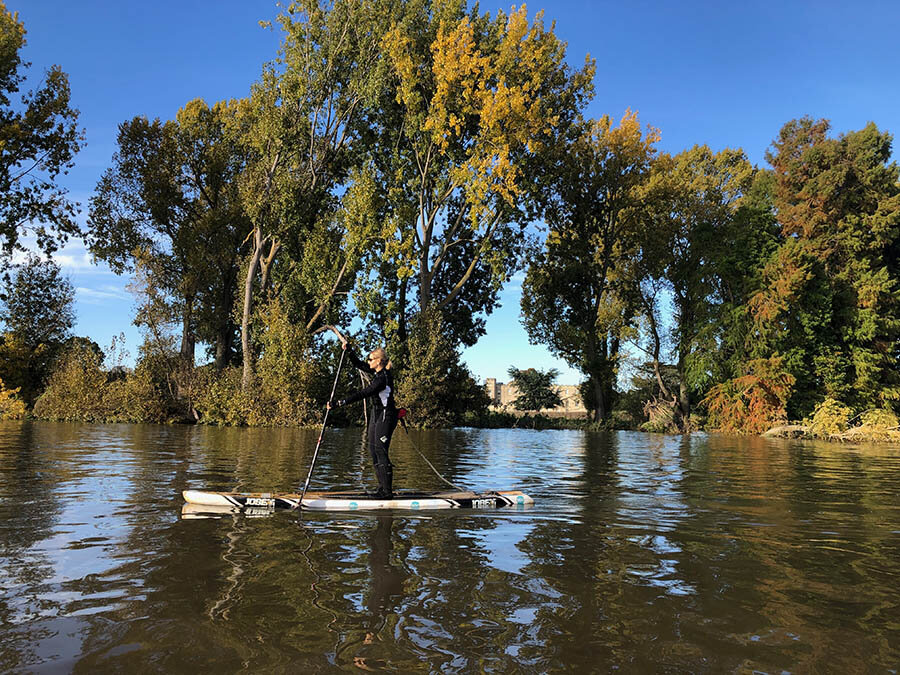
[345,346,374,374]
[341,371,387,406]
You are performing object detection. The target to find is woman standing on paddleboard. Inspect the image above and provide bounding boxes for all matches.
[327,329,398,498]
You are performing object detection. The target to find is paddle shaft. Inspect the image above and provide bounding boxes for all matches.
[299,346,347,505]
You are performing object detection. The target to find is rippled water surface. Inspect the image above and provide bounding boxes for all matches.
[1,421,899,672]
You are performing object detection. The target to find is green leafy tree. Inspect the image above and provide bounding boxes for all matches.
[0,253,74,347]
[237,0,389,391]
[0,254,74,403]
[0,2,84,269]
[394,309,490,427]
[658,167,784,431]
[522,112,657,422]
[639,145,755,427]
[178,99,251,369]
[704,169,781,381]
[751,118,900,416]
[507,366,562,415]
[357,1,594,351]
[88,99,251,368]
[255,296,324,426]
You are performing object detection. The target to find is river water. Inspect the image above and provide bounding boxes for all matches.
[1,421,898,672]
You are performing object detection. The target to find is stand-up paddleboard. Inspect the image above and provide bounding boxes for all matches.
[182,488,533,512]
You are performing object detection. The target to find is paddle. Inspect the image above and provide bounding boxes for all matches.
[298,338,347,510]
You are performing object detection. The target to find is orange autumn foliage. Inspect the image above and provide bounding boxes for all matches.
[702,357,795,434]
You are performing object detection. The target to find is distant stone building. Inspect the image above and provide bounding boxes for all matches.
[484,377,586,417]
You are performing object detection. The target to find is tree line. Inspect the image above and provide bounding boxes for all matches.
[1,0,898,435]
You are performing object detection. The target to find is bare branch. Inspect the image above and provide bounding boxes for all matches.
[435,211,503,311]
[305,257,350,332]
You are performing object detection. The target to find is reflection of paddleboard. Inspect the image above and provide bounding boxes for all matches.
[182,489,534,512]
[181,503,275,519]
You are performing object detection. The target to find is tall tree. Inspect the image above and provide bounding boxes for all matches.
[507,366,562,415]
[0,254,74,403]
[87,98,251,368]
[0,2,84,269]
[237,0,389,390]
[0,253,73,347]
[750,117,900,415]
[640,145,755,426]
[178,99,251,369]
[357,1,594,351]
[703,169,781,385]
[521,112,657,422]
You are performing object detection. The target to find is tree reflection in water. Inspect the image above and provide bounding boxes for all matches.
[2,423,899,672]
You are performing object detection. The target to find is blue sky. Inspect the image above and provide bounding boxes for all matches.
[11,0,900,385]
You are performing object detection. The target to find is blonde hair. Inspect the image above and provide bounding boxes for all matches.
[369,347,392,370]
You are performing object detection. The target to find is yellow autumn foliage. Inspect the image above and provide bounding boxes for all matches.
[0,377,26,420]
[806,398,853,438]
[383,5,573,228]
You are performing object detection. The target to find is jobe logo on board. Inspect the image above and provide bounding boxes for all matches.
[245,497,276,508]
[471,498,494,508]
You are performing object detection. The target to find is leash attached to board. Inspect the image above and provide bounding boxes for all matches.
[397,408,464,491]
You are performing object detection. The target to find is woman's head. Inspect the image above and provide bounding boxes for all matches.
[367,347,391,371]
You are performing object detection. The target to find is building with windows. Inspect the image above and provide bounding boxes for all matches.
[484,378,586,417]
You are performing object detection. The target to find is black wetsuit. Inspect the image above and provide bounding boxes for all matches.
[336,348,398,497]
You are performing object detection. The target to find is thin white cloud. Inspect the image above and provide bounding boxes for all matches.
[76,286,130,303]
[9,237,118,276]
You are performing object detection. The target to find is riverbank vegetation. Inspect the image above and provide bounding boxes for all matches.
[1,1,898,440]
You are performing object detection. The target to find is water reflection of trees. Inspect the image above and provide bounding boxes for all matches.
[5,423,899,671]
[515,431,800,669]
[0,421,62,670]
[0,422,58,552]
[514,431,900,671]
[518,433,734,668]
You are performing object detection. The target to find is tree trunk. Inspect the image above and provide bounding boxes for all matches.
[593,376,606,423]
[214,321,231,371]
[643,295,672,401]
[214,337,228,371]
[180,295,195,365]
[213,263,238,371]
[213,274,234,371]
[259,238,280,299]
[678,379,691,425]
[583,334,604,423]
[606,335,620,415]
[241,230,264,392]
[418,256,431,312]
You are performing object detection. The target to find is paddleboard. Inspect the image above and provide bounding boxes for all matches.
[182,488,533,511]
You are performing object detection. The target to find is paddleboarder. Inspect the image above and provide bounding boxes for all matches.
[327,328,398,498]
